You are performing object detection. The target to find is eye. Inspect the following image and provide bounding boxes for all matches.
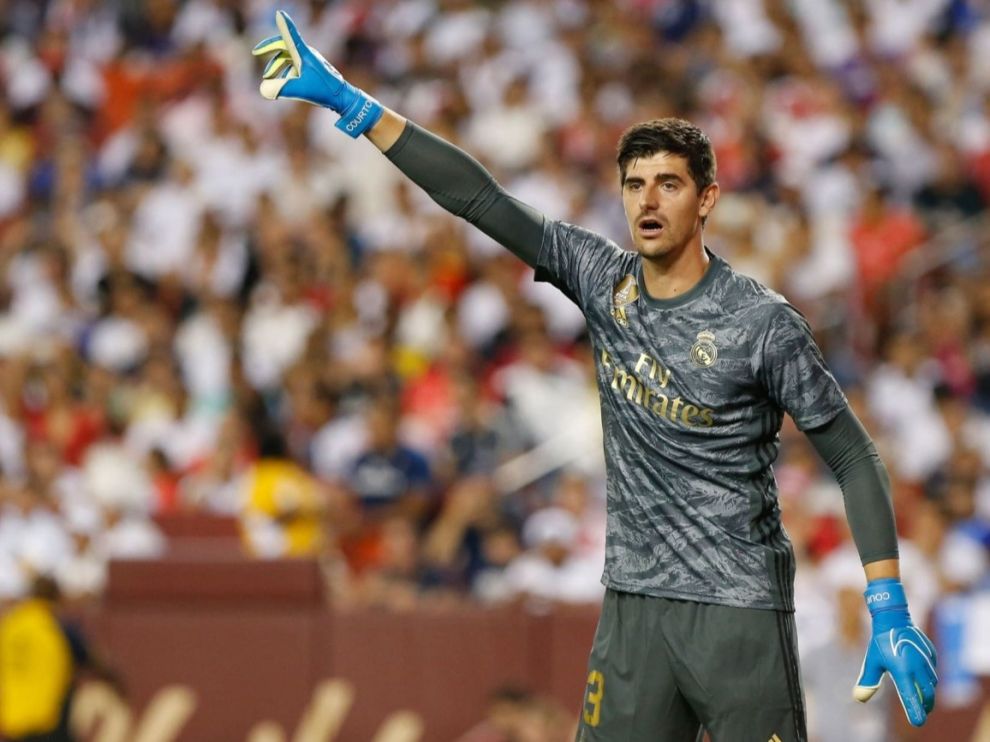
[662,182,678,192]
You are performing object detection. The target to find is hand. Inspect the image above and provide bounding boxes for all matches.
[252,10,383,138]
[853,578,938,726]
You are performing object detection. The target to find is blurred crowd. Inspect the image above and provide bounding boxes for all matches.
[0,0,989,736]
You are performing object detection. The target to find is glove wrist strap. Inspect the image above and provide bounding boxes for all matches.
[864,578,913,633]
[335,91,383,138]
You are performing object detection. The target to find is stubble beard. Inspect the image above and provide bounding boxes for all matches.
[636,220,702,265]
[636,234,677,261]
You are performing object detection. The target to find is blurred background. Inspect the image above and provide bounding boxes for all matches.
[0,0,989,740]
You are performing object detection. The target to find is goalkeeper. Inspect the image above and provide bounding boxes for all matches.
[253,12,937,741]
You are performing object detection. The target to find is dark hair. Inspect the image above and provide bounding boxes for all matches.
[31,574,61,602]
[616,118,717,193]
[257,422,289,459]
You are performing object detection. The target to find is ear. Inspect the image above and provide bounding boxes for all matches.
[699,183,719,221]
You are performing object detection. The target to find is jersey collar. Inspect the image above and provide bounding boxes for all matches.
[636,247,726,310]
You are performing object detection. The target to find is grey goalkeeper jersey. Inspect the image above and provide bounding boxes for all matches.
[536,221,848,611]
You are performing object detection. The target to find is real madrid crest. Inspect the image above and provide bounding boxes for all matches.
[690,330,718,367]
[611,275,639,327]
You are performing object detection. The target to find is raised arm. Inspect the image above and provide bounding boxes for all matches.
[253,11,545,267]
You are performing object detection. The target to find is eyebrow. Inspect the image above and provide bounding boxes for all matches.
[623,172,686,186]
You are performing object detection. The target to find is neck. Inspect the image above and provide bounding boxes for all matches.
[640,240,710,301]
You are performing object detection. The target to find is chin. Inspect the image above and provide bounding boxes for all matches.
[635,239,672,258]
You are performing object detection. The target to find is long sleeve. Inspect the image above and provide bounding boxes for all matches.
[805,407,899,564]
[384,121,546,267]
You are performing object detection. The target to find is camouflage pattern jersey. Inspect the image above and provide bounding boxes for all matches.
[535,221,848,611]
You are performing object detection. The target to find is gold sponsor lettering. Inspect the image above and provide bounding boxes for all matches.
[634,353,651,376]
[642,386,655,410]
[600,347,715,428]
[611,367,643,404]
[681,404,699,426]
[634,352,670,387]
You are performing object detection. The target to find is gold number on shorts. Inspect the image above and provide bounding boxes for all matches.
[583,670,604,727]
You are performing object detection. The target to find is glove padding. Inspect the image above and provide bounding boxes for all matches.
[252,10,383,138]
[854,578,937,726]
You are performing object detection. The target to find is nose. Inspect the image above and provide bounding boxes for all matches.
[639,184,659,211]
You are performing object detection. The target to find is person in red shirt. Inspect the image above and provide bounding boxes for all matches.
[849,187,926,310]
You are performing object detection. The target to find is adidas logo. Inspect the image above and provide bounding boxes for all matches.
[768,735,783,742]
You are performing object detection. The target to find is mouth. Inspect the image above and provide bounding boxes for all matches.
[637,217,664,239]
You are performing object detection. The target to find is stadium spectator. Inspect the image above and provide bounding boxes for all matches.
[803,584,889,742]
[241,426,326,558]
[500,506,604,605]
[348,395,434,518]
[849,186,927,306]
[0,575,122,742]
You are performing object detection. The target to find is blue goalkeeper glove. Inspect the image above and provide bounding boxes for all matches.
[853,578,938,726]
[252,10,383,138]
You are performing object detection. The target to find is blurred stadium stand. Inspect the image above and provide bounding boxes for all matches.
[0,0,989,739]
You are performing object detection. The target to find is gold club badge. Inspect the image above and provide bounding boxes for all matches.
[611,275,639,327]
[690,330,718,367]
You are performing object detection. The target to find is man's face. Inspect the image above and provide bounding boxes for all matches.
[621,151,718,260]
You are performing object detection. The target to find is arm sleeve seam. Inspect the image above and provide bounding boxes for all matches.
[861,550,900,565]
[383,121,415,158]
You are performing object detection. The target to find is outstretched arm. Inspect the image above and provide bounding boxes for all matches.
[254,11,545,267]
[364,108,406,151]
[372,111,545,267]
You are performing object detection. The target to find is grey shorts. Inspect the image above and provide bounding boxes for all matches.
[576,589,807,742]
